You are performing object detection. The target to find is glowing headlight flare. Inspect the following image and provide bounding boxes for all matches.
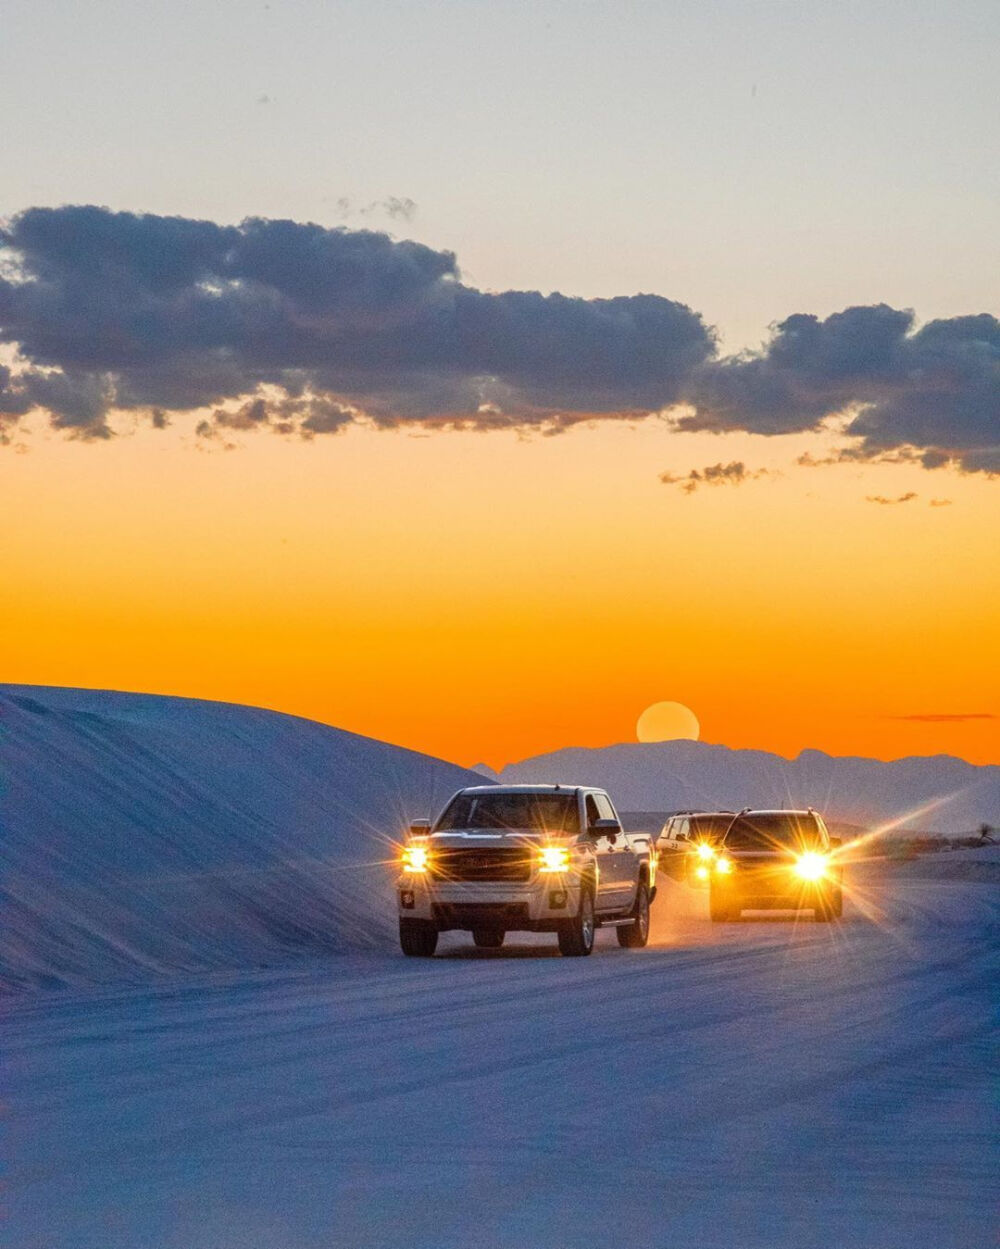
[794,851,828,881]
[714,856,733,874]
[696,842,716,860]
[402,844,430,873]
[539,845,571,872]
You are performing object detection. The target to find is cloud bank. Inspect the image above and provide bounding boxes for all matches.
[680,305,999,474]
[1,206,997,473]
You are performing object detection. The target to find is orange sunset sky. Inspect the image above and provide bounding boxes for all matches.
[5,414,998,769]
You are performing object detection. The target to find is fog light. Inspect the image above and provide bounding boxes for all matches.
[400,890,415,909]
[549,890,568,908]
[715,857,733,874]
[695,865,709,880]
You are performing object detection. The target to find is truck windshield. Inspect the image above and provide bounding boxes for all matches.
[436,792,580,834]
[723,813,823,851]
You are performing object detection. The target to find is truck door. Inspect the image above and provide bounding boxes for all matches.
[584,793,617,912]
[590,792,635,912]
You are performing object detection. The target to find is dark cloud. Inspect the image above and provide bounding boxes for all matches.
[0,205,712,440]
[680,305,999,475]
[0,364,33,418]
[928,497,953,507]
[660,460,769,493]
[865,492,917,505]
[0,207,996,475]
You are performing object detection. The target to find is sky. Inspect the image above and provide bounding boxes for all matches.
[2,0,998,768]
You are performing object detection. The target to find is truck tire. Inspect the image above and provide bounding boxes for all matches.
[617,879,651,948]
[472,930,504,949]
[709,887,738,922]
[399,918,438,957]
[558,884,595,957]
[814,885,843,922]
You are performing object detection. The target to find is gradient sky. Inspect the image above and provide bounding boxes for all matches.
[2,0,998,767]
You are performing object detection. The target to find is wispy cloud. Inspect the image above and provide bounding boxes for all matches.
[887,713,996,723]
[660,460,770,493]
[334,196,418,222]
[865,492,917,505]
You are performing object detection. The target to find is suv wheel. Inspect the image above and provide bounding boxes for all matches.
[558,884,595,957]
[399,918,438,957]
[617,879,651,948]
[472,930,505,949]
[709,887,738,922]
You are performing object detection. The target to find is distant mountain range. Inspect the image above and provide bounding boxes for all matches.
[490,740,999,834]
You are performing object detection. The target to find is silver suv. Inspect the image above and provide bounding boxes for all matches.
[707,808,844,922]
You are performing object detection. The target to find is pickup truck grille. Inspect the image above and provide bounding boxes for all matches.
[429,847,532,883]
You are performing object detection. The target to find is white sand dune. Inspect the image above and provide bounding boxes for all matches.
[0,685,482,991]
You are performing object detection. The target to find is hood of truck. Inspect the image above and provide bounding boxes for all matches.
[427,828,564,849]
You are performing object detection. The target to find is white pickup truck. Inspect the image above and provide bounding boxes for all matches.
[396,784,657,957]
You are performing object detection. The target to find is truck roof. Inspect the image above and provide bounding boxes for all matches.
[456,784,599,796]
[737,808,817,818]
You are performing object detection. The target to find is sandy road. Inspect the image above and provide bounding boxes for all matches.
[6,858,998,1249]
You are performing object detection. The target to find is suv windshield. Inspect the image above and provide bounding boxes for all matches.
[436,792,580,834]
[689,815,735,841]
[723,812,823,851]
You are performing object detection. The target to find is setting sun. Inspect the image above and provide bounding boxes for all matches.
[636,701,701,743]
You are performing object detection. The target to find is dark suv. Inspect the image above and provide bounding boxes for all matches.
[708,808,843,922]
[657,811,735,885]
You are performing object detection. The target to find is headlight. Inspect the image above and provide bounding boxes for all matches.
[714,856,732,874]
[402,844,430,873]
[794,852,828,881]
[696,842,716,860]
[539,845,570,872]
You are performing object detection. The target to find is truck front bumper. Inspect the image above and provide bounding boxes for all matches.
[397,876,582,932]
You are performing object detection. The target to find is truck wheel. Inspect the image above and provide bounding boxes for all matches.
[709,888,737,922]
[558,885,595,957]
[617,879,651,948]
[399,918,438,957]
[472,930,504,949]
[814,886,843,922]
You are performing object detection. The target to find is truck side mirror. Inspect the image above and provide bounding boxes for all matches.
[590,818,621,836]
[409,819,432,836]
